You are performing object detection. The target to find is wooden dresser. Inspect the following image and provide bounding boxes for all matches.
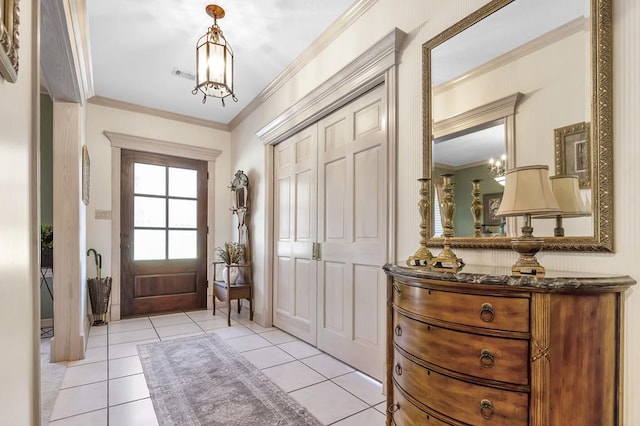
[383,264,635,425]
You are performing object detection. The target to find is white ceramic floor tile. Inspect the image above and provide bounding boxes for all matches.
[66,346,108,367]
[109,356,143,379]
[185,309,215,321]
[50,381,107,421]
[61,361,107,388]
[109,398,159,426]
[289,381,369,425]
[108,374,150,406]
[160,331,205,341]
[243,322,276,333]
[374,401,387,415]
[210,325,253,339]
[149,312,192,327]
[86,334,108,348]
[108,318,153,334]
[225,334,274,352]
[48,409,107,426]
[241,346,295,369]
[89,325,108,336]
[278,340,322,359]
[332,371,385,405]
[302,354,355,379]
[260,329,298,345]
[262,361,326,392]
[155,322,202,338]
[108,328,159,345]
[109,339,159,359]
[332,408,386,425]
[197,317,237,330]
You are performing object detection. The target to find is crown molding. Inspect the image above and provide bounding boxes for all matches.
[434,17,586,96]
[256,28,405,145]
[89,96,229,131]
[229,0,379,130]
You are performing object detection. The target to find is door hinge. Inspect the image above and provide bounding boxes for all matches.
[312,242,322,261]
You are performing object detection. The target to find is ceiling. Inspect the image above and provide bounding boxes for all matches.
[86,0,356,125]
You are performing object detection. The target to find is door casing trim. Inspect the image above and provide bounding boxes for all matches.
[105,131,221,320]
[258,28,404,331]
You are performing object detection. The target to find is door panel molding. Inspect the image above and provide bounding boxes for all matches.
[105,132,221,321]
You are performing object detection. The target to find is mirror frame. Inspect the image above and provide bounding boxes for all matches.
[422,0,613,252]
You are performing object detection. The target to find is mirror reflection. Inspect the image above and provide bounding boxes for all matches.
[427,0,600,244]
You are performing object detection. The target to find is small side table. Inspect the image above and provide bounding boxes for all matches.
[211,262,253,326]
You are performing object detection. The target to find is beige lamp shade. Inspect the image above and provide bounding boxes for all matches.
[548,175,590,217]
[496,165,561,217]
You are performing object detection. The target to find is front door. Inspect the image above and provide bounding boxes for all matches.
[120,150,208,317]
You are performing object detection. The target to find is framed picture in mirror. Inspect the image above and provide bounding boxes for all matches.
[554,122,591,189]
[483,193,503,227]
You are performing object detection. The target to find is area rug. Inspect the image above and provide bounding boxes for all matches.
[137,333,322,426]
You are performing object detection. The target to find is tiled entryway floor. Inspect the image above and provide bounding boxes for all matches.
[47,308,386,425]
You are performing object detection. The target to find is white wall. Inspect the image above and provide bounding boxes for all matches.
[231,0,640,421]
[85,103,233,316]
[0,0,39,423]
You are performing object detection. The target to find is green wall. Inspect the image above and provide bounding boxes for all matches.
[40,94,53,320]
[433,164,504,236]
[41,94,53,225]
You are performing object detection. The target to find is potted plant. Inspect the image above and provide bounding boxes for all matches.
[215,242,244,284]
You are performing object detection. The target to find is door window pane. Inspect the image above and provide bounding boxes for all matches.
[169,167,197,198]
[168,230,197,259]
[134,196,166,227]
[134,163,166,196]
[169,199,197,228]
[134,230,166,260]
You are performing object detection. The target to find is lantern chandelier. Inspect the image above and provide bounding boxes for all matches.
[192,4,238,106]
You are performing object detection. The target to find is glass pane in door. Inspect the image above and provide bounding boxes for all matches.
[169,167,197,198]
[168,199,197,228]
[134,230,166,260]
[168,230,197,259]
[134,196,166,227]
[134,163,166,195]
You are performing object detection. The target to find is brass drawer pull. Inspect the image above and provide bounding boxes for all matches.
[479,349,496,368]
[392,283,402,295]
[479,302,495,322]
[395,363,403,376]
[480,399,494,419]
[387,403,399,414]
[395,325,403,336]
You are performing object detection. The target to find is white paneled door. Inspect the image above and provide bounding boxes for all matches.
[273,86,387,380]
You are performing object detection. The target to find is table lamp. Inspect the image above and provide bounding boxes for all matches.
[496,165,560,276]
[541,175,591,236]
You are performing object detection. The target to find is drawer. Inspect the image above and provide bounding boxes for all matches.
[394,349,528,425]
[392,281,529,332]
[389,385,452,426]
[393,312,529,385]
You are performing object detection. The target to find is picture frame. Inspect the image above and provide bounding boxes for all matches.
[0,0,20,83]
[82,145,90,205]
[482,192,503,226]
[554,121,591,189]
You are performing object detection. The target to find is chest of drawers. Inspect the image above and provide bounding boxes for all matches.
[383,264,634,425]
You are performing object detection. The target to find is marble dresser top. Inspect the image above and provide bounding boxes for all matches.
[383,263,636,291]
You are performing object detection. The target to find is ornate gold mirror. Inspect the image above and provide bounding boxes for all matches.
[423,0,613,252]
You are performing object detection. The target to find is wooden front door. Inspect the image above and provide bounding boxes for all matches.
[120,150,208,317]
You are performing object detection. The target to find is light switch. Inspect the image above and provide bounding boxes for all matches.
[95,210,112,220]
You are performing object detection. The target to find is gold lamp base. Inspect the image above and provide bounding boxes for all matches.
[510,235,546,276]
[407,247,433,267]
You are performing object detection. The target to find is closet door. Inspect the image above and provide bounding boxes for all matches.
[273,126,318,344]
[316,86,387,380]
